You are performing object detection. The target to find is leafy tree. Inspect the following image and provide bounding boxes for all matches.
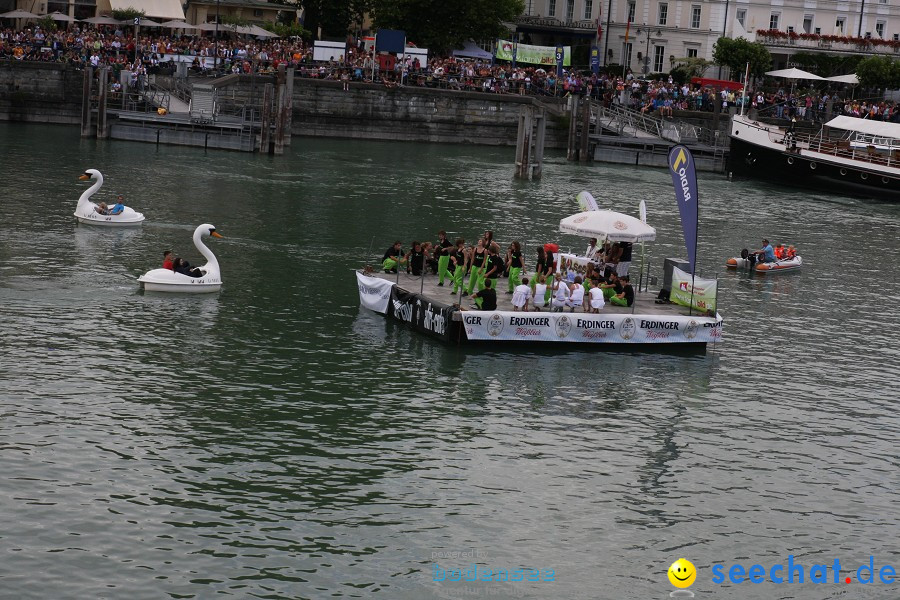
[670,57,713,84]
[856,55,900,89]
[712,37,772,78]
[789,51,863,77]
[371,0,524,54]
[300,0,371,39]
[110,7,145,21]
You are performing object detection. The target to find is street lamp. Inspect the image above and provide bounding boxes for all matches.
[638,27,662,75]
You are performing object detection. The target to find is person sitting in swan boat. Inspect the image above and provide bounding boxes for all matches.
[173,257,204,278]
[108,195,125,215]
[95,202,109,215]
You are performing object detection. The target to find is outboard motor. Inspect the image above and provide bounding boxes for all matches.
[740,248,749,259]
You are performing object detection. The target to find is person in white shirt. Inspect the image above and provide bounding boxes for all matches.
[585,237,599,260]
[588,280,605,313]
[566,277,585,312]
[512,278,531,312]
[551,274,569,312]
[532,275,548,311]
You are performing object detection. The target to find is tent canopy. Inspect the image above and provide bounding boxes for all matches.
[0,9,39,18]
[691,77,743,91]
[765,67,823,80]
[825,116,900,139]
[83,15,122,24]
[559,210,657,243]
[452,40,492,60]
[47,11,78,21]
[108,0,184,20]
[826,73,859,84]
[161,19,197,29]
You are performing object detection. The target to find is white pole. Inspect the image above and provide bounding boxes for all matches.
[371,33,377,81]
[740,61,750,117]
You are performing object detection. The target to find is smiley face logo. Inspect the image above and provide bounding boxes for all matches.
[668,558,696,588]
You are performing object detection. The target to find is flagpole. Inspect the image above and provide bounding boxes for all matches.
[688,183,699,316]
[622,20,631,80]
[739,61,750,117]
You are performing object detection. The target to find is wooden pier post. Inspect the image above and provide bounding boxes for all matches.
[260,82,274,153]
[514,105,533,179]
[96,67,109,140]
[282,68,294,147]
[579,98,591,163]
[80,66,94,138]
[533,109,546,179]
[566,95,578,161]
[273,65,287,155]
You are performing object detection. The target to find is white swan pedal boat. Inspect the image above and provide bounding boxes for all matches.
[726,255,803,273]
[74,169,145,226]
[138,224,223,293]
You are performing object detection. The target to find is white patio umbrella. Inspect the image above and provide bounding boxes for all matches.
[133,17,162,27]
[47,11,77,22]
[83,15,123,25]
[247,24,278,38]
[161,20,198,29]
[0,9,39,18]
[194,22,220,31]
[559,210,657,243]
[826,73,859,84]
[765,67,824,80]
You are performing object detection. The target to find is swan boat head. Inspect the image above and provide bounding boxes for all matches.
[74,168,145,227]
[138,224,224,293]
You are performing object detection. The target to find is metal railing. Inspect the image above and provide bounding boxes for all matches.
[771,128,897,169]
[594,102,723,148]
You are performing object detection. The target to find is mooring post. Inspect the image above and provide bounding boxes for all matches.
[260,82,273,154]
[514,105,534,179]
[566,95,578,161]
[282,67,294,147]
[273,65,287,155]
[80,66,94,138]
[533,109,546,180]
[96,67,109,139]
[579,98,591,163]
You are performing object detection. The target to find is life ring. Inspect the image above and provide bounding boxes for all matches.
[810,162,817,170]
[861,172,868,180]
[787,157,794,165]
[840,168,847,176]
[883,177,890,184]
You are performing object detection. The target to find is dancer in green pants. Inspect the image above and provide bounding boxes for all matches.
[381,241,406,272]
[506,240,524,293]
[435,230,453,286]
[466,239,488,295]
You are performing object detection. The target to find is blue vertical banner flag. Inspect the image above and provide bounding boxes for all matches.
[590,46,600,74]
[667,145,699,274]
[555,46,564,77]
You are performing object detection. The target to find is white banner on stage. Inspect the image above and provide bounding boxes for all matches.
[462,311,722,344]
[357,272,394,314]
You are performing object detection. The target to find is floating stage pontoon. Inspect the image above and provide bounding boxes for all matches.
[357,271,723,350]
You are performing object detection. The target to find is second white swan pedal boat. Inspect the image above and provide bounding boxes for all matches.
[138,224,223,293]
[74,169,145,226]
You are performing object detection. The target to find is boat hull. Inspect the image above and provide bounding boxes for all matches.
[728,122,900,201]
[726,256,802,273]
[138,268,221,293]
[75,212,145,227]
[141,281,221,293]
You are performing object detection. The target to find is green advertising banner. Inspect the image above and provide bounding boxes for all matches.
[671,266,717,313]
[496,40,571,66]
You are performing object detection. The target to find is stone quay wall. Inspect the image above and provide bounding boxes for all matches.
[0,61,84,123]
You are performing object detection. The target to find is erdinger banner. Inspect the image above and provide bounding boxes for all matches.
[462,311,722,344]
[389,287,455,342]
[357,272,394,314]
[671,266,718,313]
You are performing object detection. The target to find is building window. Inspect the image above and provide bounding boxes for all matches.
[895,33,899,41]
[253,8,262,16]
[876,21,885,38]
[548,0,555,18]
[836,17,845,33]
[770,13,779,30]
[524,0,534,15]
[566,0,574,20]
[879,0,887,4]
[653,45,665,72]
[691,5,701,29]
[736,9,746,28]
[814,27,821,34]
[627,1,635,23]
[687,48,698,58]
[623,42,633,68]
[584,0,593,19]
[658,3,667,26]
[803,15,812,34]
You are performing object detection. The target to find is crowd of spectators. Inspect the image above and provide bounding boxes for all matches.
[1,23,892,122]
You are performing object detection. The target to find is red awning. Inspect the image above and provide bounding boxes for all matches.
[691,77,744,91]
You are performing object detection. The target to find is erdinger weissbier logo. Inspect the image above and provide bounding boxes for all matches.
[684,320,699,340]
[555,315,571,338]
[619,317,636,340]
[487,314,504,337]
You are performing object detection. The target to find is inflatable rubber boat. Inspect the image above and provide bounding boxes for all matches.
[726,250,802,273]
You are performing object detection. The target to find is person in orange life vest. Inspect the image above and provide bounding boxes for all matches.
[774,244,785,260]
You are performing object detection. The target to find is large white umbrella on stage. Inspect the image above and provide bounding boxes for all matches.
[559,210,657,242]
[765,67,824,80]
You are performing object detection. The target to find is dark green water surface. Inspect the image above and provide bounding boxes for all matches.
[0,123,898,600]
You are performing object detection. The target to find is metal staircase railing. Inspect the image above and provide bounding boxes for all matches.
[594,102,724,148]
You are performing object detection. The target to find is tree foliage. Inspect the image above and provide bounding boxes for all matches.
[856,56,900,89]
[789,52,863,77]
[670,57,713,83]
[371,0,524,53]
[301,0,371,39]
[110,7,145,21]
[712,37,772,78]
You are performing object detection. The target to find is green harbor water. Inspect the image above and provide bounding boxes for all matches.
[0,123,898,599]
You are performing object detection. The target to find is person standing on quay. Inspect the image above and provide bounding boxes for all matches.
[506,241,525,295]
[435,230,453,286]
